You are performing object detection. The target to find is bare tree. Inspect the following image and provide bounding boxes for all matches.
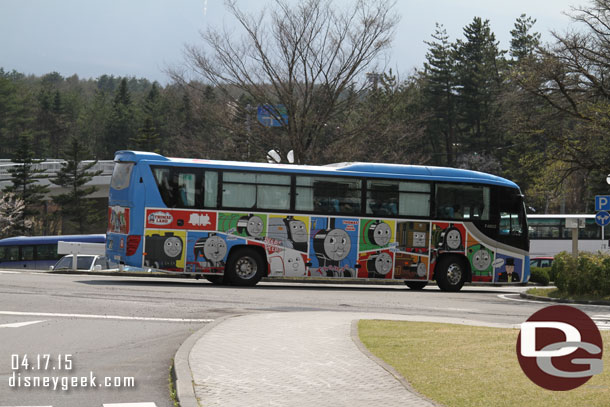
[0,193,29,238]
[173,0,399,163]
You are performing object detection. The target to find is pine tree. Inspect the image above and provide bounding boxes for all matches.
[51,136,103,233]
[422,23,457,165]
[3,132,49,234]
[510,14,541,62]
[453,17,506,156]
[104,78,135,158]
[132,83,162,152]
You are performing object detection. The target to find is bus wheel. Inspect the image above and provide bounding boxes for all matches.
[435,256,466,292]
[404,281,427,290]
[225,248,264,287]
[204,275,225,285]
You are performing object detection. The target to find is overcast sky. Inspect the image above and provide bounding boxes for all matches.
[0,0,582,84]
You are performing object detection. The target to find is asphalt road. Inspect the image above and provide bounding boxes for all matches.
[1,269,609,406]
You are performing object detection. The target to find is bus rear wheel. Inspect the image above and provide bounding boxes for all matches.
[204,275,226,285]
[435,256,467,292]
[225,248,264,287]
[404,281,428,290]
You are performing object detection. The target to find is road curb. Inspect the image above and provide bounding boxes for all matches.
[172,314,240,407]
[350,320,442,406]
[519,291,610,306]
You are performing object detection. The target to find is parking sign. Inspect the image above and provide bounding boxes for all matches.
[595,195,610,211]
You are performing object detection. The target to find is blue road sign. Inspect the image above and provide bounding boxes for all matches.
[596,211,610,227]
[595,195,610,211]
[257,104,288,127]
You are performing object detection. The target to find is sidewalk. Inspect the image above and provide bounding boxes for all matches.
[175,312,517,407]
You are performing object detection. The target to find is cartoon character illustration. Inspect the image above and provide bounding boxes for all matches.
[498,257,520,282]
[194,233,227,267]
[284,251,307,277]
[437,224,464,251]
[144,232,183,269]
[268,250,307,277]
[367,251,393,278]
[237,215,264,237]
[396,221,429,254]
[314,228,351,266]
[468,244,493,278]
[368,221,392,247]
[394,253,428,279]
[267,216,308,252]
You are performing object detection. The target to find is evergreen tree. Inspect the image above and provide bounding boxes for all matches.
[3,132,49,234]
[132,82,162,152]
[51,136,103,233]
[422,24,458,165]
[510,14,541,62]
[453,17,506,157]
[104,78,135,158]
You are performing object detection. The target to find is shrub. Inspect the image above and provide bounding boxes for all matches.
[529,267,550,285]
[553,251,610,297]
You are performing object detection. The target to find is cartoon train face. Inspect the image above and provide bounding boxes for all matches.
[285,252,306,277]
[313,228,351,266]
[287,218,307,243]
[237,215,264,237]
[145,233,183,268]
[469,245,492,272]
[368,221,391,247]
[194,234,227,265]
[267,217,308,252]
[367,252,393,277]
[438,224,463,251]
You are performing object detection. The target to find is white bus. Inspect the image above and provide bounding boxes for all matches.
[528,214,610,257]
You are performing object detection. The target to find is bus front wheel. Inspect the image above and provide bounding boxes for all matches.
[435,256,467,292]
[405,281,428,290]
[225,248,264,287]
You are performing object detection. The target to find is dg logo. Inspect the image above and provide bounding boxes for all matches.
[516,305,604,391]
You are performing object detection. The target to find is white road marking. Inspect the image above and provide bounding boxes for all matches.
[497,294,550,304]
[0,270,20,274]
[103,403,157,407]
[498,294,610,309]
[592,315,610,330]
[0,320,45,328]
[0,311,213,323]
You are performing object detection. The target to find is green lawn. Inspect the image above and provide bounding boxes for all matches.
[526,287,610,302]
[359,320,610,407]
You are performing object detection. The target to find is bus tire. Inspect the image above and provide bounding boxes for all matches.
[204,275,225,285]
[435,255,467,292]
[404,281,427,290]
[225,247,265,287]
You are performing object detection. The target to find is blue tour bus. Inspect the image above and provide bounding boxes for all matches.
[106,151,529,291]
[0,234,106,270]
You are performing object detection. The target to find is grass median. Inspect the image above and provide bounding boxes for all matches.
[526,287,610,303]
[358,320,610,407]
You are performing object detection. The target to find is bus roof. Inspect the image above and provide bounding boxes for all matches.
[114,150,519,189]
[0,234,106,246]
[528,214,595,219]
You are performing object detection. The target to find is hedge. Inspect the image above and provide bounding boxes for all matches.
[552,251,610,296]
[529,267,550,286]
